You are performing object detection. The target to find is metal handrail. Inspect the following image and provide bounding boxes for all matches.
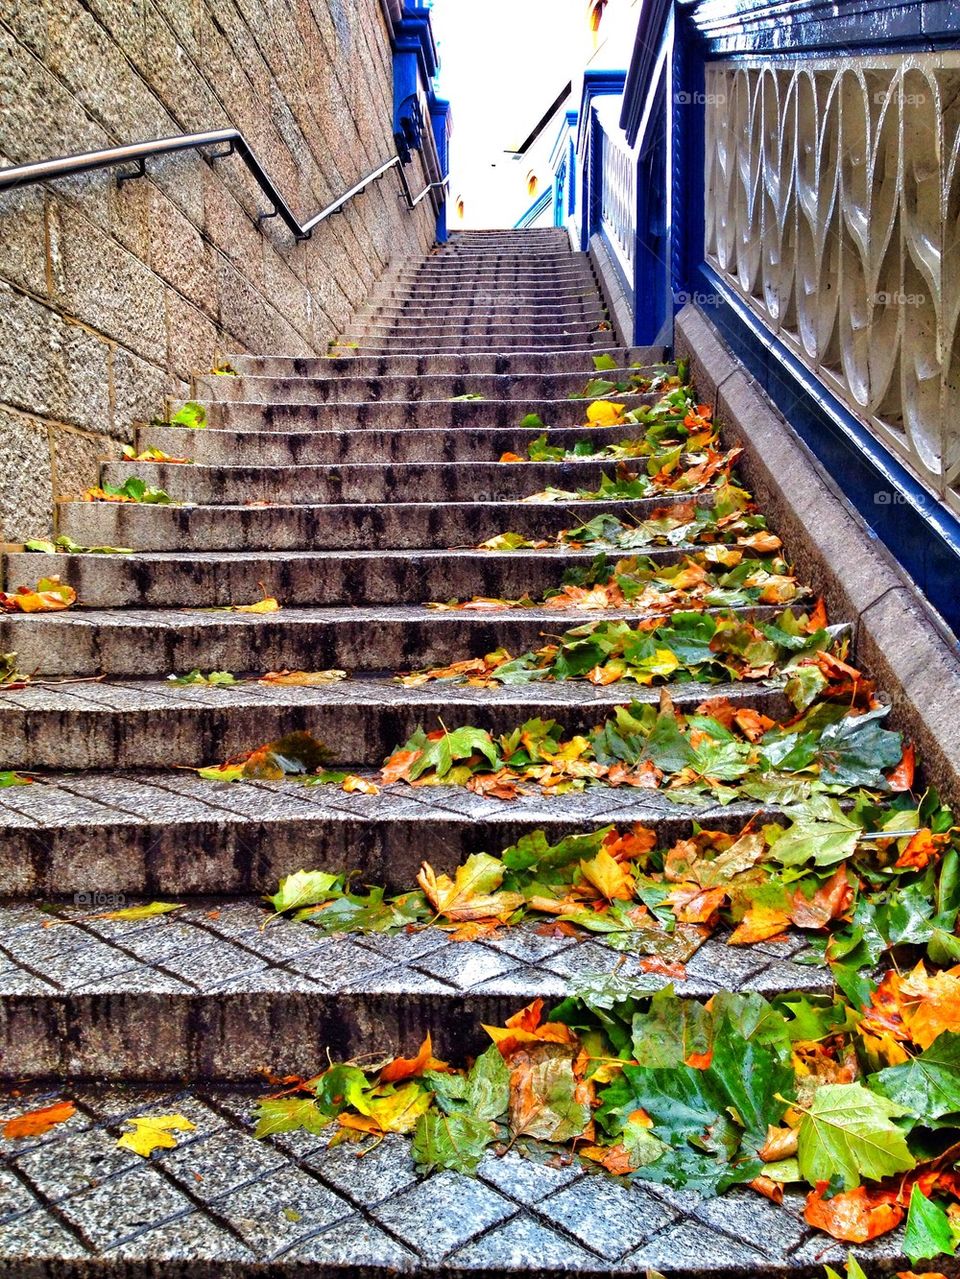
[0,128,446,240]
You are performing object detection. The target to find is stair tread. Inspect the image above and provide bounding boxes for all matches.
[0,1078,853,1276]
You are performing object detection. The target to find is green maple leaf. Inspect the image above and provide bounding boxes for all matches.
[253,1097,330,1139]
[868,1031,960,1124]
[796,1082,916,1188]
[412,1112,494,1175]
[903,1183,960,1264]
[267,870,342,915]
[768,799,862,867]
[407,726,499,779]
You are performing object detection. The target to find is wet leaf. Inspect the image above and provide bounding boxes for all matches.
[117,1113,197,1156]
[796,1083,916,1188]
[0,577,76,613]
[253,1098,330,1139]
[95,901,184,921]
[903,1184,960,1264]
[3,1100,76,1139]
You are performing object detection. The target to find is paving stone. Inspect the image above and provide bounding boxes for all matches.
[691,1188,808,1260]
[306,1133,420,1207]
[414,941,518,990]
[628,1216,770,1271]
[108,1209,256,1262]
[161,1128,287,1203]
[476,1148,584,1205]
[537,1176,677,1262]
[210,1164,352,1257]
[0,1208,90,1261]
[13,1127,140,1203]
[371,1168,516,1262]
[0,1167,40,1224]
[282,1212,419,1268]
[449,1209,602,1270]
[57,1165,194,1248]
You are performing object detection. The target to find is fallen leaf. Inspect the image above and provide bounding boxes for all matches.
[3,1100,76,1139]
[380,1034,449,1083]
[0,577,76,613]
[233,597,280,613]
[259,670,347,685]
[341,775,380,795]
[117,1113,197,1157]
[804,1184,904,1243]
[94,901,184,921]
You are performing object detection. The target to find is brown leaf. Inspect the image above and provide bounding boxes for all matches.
[728,907,791,946]
[887,742,916,792]
[759,1124,798,1162]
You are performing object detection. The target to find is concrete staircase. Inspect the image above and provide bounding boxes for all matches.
[0,227,895,1273]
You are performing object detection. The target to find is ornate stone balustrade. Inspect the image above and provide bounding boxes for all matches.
[704,55,960,512]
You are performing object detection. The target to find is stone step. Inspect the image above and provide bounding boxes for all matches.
[226,346,659,377]
[98,457,684,506]
[356,300,606,322]
[2,544,686,609]
[0,896,827,1082]
[151,394,652,432]
[136,419,667,466]
[330,332,618,352]
[0,593,742,676]
[393,273,596,291]
[345,320,607,341]
[0,771,768,897]
[54,491,702,553]
[0,1075,877,1277]
[0,675,786,770]
[193,368,653,405]
[364,279,601,302]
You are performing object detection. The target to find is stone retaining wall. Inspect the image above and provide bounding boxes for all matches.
[0,0,437,540]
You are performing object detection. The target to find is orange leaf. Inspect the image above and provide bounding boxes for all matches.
[895,827,947,871]
[3,1100,76,1139]
[887,742,916,792]
[749,1176,784,1204]
[803,1185,903,1242]
[380,749,422,785]
[788,866,853,930]
[806,597,828,632]
[684,1048,713,1070]
[380,1033,448,1083]
[498,452,524,463]
[580,1143,636,1175]
[728,906,791,945]
[733,708,776,742]
[341,775,380,795]
[665,883,727,924]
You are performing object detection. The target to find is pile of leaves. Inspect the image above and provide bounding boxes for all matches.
[429,550,806,614]
[196,729,376,794]
[169,668,346,687]
[476,482,782,555]
[266,789,957,973]
[400,602,834,689]
[250,983,960,1261]
[0,576,75,613]
[520,450,743,504]
[81,477,173,505]
[378,688,907,805]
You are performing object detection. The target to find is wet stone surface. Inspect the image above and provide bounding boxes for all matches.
[0,1082,910,1274]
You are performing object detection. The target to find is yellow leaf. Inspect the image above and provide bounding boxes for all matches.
[586,400,626,426]
[97,901,184,921]
[729,906,791,945]
[233,597,280,613]
[259,670,346,685]
[0,576,76,613]
[417,854,524,922]
[579,847,635,900]
[342,775,380,795]
[338,1083,432,1134]
[117,1113,197,1157]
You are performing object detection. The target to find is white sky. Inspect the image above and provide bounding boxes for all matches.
[429,0,582,224]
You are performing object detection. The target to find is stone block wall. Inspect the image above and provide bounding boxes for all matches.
[0,0,438,541]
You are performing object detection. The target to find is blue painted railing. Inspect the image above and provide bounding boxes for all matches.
[578,0,960,635]
[513,189,552,230]
[382,0,450,241]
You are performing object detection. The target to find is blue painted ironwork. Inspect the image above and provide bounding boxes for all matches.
[388,2,448,240]
[513,188,552,229]
[612,0,960,632]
